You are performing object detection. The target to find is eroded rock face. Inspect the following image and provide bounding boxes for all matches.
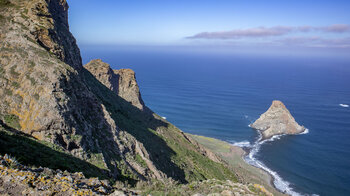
[251,100,305,139]
[0,0,240,186]
[85,59,145,111]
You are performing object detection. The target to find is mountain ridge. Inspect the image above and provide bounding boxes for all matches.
[0,0,275,195]
[0,0,237,183]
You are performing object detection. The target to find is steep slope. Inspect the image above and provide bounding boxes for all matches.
[0,0,238,185]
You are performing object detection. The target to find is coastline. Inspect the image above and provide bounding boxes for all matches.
[187,134,286,196]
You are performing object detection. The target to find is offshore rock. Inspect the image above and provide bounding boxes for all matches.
[251,100,305,139]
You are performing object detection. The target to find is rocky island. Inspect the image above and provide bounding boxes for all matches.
[251,100,306,140]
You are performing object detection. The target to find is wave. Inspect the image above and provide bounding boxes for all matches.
[339,104,349,108]
[232,128,310,196]
[161,116,167,120]
[231,140,252,148]
[298,128,309,135]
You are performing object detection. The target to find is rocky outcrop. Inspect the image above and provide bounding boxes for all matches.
[251,100,306,139]
[114,69,145,111]
[31,0,82,69]
[0,154,133,196]
[0,0,239,186]
[84,59,145,110]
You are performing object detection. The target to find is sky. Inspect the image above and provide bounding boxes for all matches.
[68,0,350,55]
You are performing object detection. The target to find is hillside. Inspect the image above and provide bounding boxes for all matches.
[0,0,273,195]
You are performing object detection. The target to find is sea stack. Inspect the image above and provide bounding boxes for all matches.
[251,100,306,139]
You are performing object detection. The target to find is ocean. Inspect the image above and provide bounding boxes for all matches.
[80,45,350,196]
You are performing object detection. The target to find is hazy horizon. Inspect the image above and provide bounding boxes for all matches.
[68,0,350,57]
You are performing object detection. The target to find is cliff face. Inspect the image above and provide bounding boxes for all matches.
[0,0,237,185]
[251,100,305,139]
[84,59,145,110]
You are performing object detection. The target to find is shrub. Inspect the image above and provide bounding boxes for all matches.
[0,0,13,7]
[135,154,147,168]
[0,66,5,76]
[11,81,20,88]
[4,114,21,130]
[29,61,36,68]
[33,93,39,100]
[4,88,12,96]
[10,66,20,78]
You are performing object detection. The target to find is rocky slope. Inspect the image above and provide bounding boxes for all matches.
[0,0,240,187]
[251,100,305,139]
[0,154,132,196]
[1,154,271,196]
[0,0,280,195]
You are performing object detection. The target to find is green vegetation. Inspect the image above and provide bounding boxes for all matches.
[29,61,36,68]
[10,66,20,78]
[4,114,20,130]
[87,153,107,170]
[190,134,283,196]
[135,154,147,168]
[83,69,238,184]
[4,88,12,96]
[69,134,82,142]
[140,179,264,196]
[11,81,20,88]
[33,93,39,100]
[0,0,13,8]
[39,72,49,82]
[26,74,36,85]
[14,94,23,104]
[0,14,5,22]
[0,127,110,180]
[0,66,5,77]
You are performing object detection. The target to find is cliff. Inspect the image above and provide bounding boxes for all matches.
[0,0,275,195]
[251,100,306,139]
[0,0,239,187]
[84,59,145,111]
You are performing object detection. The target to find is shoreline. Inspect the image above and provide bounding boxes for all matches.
[224,127,310,196]
[188,134,287,196]
[240,147,279,193]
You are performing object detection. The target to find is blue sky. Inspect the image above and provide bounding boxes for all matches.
[68,0,350,54]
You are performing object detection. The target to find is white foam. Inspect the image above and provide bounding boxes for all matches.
[242,131,308,196]
[161,116,167,120]
[298,128,309,135]
[231,140,252,148]
[339,104,349,108]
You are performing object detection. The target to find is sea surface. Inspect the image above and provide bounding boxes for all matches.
[80,45,350,196]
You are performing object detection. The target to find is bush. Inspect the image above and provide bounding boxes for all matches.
[12,81,20,88]
[4,114,21,130]
[33,93,39,100]
[0,0,13,7]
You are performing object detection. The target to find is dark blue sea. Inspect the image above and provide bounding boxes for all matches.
[80,45,350,196]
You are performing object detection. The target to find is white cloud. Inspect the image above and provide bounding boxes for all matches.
[188,24,350,39]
